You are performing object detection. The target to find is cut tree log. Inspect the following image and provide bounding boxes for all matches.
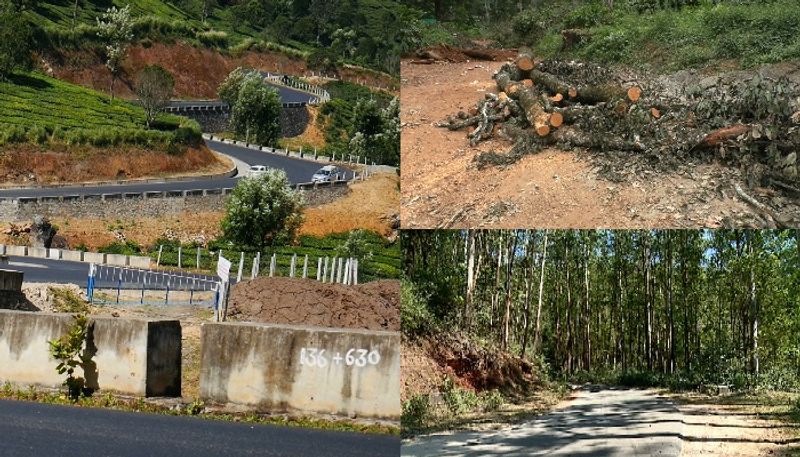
[518,87,551,136]
[463,49,497,61]
[695,124,751,150]
[551,93,564,103]
[516,47,535,72]
[529,69,623,104]
[550,112,564,128]
[627,86,642,103]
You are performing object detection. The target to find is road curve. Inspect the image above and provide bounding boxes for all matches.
[402,387,683,457]
[0,399,400,457]
[0,140,325,198]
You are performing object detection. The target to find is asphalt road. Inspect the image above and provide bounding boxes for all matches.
[402,387,683,457]
[5,256,223,289]
[5,256,89,285]
[0,399,400,457]
[0,140,325,198]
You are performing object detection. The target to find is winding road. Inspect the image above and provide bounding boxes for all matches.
[0,399,399,457]
[0,140,328,199]
[402,387,683,457]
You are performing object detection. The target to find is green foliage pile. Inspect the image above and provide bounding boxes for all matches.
[0,71,201,149]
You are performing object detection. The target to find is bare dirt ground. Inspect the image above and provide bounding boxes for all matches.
[401,58,790,229]
[670,391,800,457]
[0,144,228,187]
[300,172,400,237]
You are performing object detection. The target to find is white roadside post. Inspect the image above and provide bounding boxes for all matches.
[302,255,308,279]
[216,255,232,322]
[237,252,244,282]
[344,259,351,285]
[329,256,337,283]
[251,252,261,279]
[337,257,344,284]
[269,253,276,277]
[322,257,329,283]
[353,259,359,285]
[177,246,182,269]
[196,247,201,269]
[316,257,322,281]
[289,254,297,278]
[156,245,163,267]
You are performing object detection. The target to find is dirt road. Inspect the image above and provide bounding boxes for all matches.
[400,59,781,229]
[402,387,683,456]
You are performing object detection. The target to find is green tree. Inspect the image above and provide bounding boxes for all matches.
[0,11,32,78]
[221,170,305,249]
[135,65,175,128]
[96,5,134,100]
[218,68,282,145]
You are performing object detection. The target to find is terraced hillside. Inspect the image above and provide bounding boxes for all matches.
[0,71,197,145]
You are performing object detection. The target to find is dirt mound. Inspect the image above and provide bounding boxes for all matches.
[227,277,399,331]
[402,333,539,400]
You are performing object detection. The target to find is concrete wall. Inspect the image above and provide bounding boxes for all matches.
[200,323,400,420]
[62,250,83,262]
[105,254,128,267]
[83,252,105,264]
[6,246,26,256]
[28,247,47,259]
[0,310,181,397]
[0,270,23,291]
[129,256,151,269]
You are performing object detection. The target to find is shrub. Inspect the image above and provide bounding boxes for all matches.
[196,30,228,48]
[401,395,431,431]
[98,241,142,256]
[401,279,433,337]
[49,288,90,314]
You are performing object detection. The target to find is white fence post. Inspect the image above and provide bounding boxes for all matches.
[337,257,344,284]
[353,259,359,285]
[316,257,322,281]
[237,252,244,282]
[302,255,308,279]
[322,257,329,283]
[290,254,296,278]
[156,245,163,267]
[251,252,260,279]
[329,256,337,283]
[178,247,182,269]
[196,247,201,269]
[344,258,351,285]
[270,253,276,277]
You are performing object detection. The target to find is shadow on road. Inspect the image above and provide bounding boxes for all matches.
[403,388,684,456]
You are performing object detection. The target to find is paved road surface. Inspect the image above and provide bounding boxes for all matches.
[0,399,399,457]
[6,256,223,288]
[402,387,683,457]
[0,140,325,198]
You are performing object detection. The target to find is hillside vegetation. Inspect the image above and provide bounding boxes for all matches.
[28,0,414,74]
[0,71,199,148]
[407,0,800,72]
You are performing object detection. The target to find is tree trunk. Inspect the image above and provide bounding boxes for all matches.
[532,231,549,356]
[465,229,476,330]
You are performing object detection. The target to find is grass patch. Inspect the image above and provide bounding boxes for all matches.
[149,231,401,282]
[0,383,398,435]
[49,287,90,314]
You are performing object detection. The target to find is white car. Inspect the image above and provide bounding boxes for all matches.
[248,165,268,177]
[312,165,342,182]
